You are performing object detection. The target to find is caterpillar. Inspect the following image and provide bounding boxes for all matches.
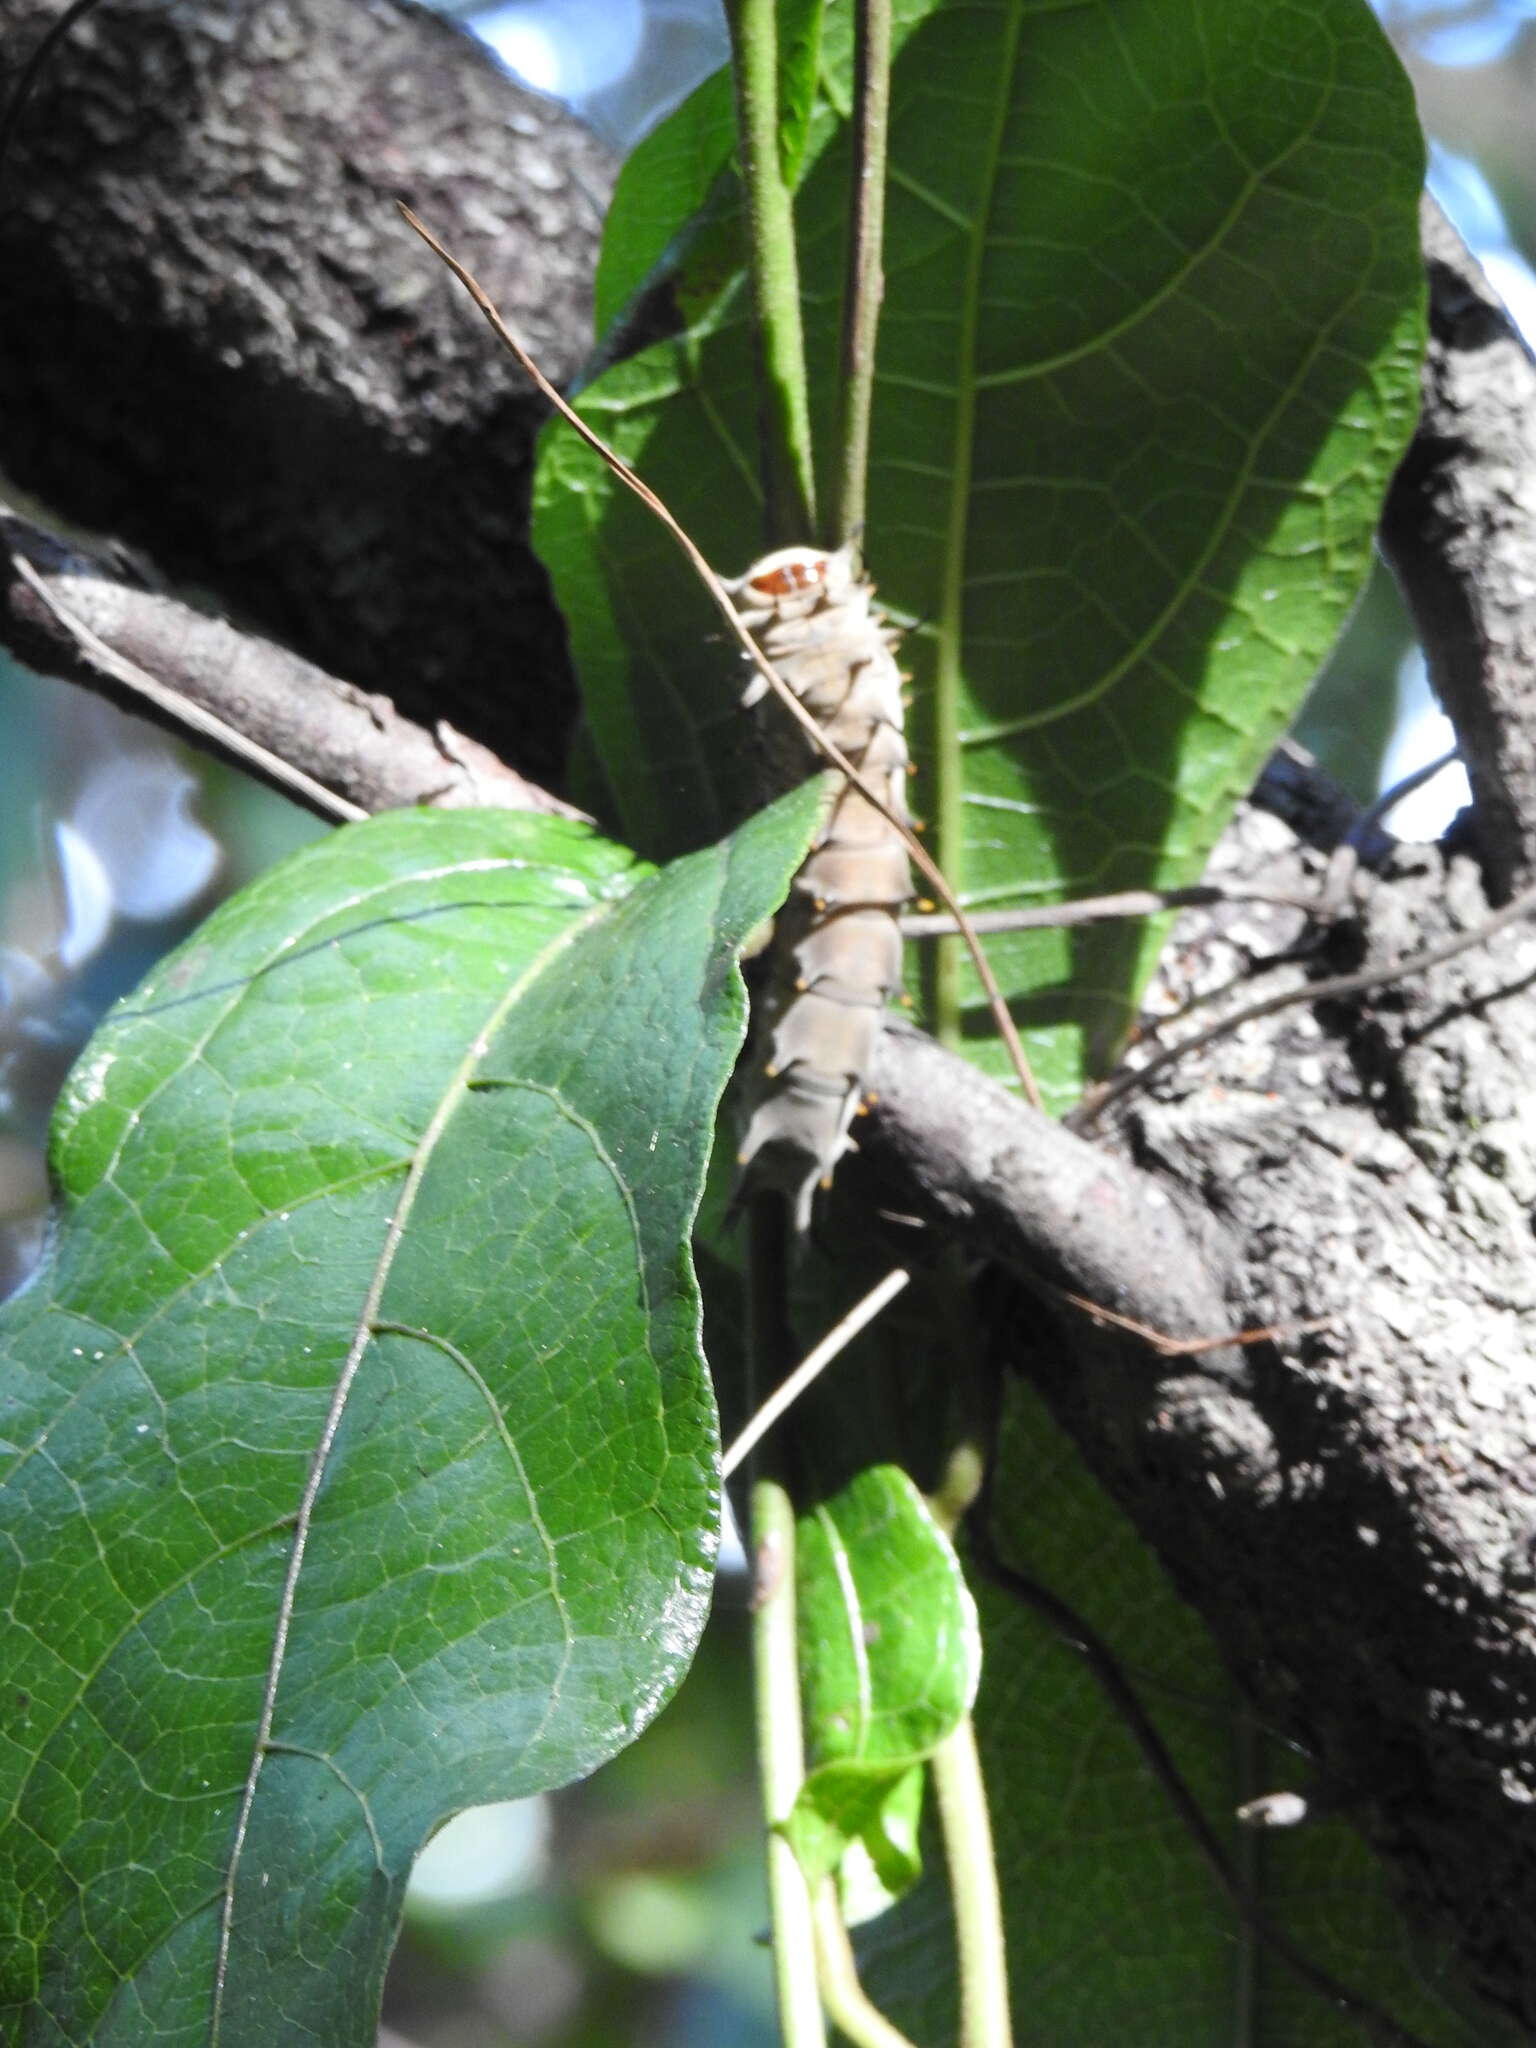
[728,543,911,1231]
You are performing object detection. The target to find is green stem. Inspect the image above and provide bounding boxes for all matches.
[831,0,892,550]
[753,1475,828,2048]
[725,0,817,544]
[932,1716,1013,2048]
[813,1883,920,2048]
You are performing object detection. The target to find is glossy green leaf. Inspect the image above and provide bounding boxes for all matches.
[591,0,834,344]
[785,1465,978,1910]
[536,0,1424,1108]
[856,1384,1510,2046]
[775,0,828,184]
[0,789,820,2046]
[593,67,737,339]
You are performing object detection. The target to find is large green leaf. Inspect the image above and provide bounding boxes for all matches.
[0,791,819,2046]
[856,1383,1510,2047]
[536,0,1424,1108]
[786,1466,978,1913]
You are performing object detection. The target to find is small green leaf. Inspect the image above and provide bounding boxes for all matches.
[785,1465,978,1909]
[0,789,820,2045]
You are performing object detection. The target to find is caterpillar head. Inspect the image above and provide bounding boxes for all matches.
[731,544,859,607]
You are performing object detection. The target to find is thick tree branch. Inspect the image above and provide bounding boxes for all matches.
[1380,195,1536,902]
[869,814,1536,2034]
[0,0,616,786]
[0,506,584,821]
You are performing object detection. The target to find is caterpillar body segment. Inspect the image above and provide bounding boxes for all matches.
[727,544,912,1231]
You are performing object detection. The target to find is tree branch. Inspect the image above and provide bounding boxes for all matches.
[1,507,584,821]
[1380,194,1536,902]
[0,0,616,786]
[862,800,1536,2034]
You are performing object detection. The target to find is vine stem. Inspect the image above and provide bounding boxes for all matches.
[813,1884,921,2048]
[753,1473,829,2048]
[831,0,893,549]
[932,1716,1014,2048]
[724,0,817,543]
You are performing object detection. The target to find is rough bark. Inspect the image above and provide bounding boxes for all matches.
[1381,195,1536,903]
[5,0,1536,2032]
[0,0,616,785]
[863,807,1536,2033]
[1,504,585,819]
[1101,825,1536,2032]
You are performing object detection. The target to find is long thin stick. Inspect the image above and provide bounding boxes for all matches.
[901,881,1317,940]
[1045,1284,1335,1360]
[398,206,1042,1110]
[722,1265,911,1480]
[831,0,893,549]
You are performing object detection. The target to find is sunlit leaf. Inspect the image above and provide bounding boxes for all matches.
[0,790,820,2045]
[785,1465,977,1913]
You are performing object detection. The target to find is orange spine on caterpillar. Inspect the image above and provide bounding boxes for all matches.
[728,543,911,1231]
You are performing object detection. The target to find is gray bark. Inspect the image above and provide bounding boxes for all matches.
[5,1,1536,2032]
[862,807,1536,2034]
[1,504,586,818]
[0,0,616,785]
[1381,196,1536,903]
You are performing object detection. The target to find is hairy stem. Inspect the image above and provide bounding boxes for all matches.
[831,0,892,550]
[753,1474,828,2048]
[932,1716,1014,2048]
[725,0,817,543]
[813,1884,920,2048]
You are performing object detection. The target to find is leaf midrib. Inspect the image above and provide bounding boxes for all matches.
[207,890,615,2042]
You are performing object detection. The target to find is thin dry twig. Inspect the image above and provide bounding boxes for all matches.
[901,880,1317,940]
[1047,1284,1335,1360]
[398,203,1043,1111]
[721,1265,911,1479]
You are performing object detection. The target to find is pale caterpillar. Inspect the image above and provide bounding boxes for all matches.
[728,543,911,1231]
